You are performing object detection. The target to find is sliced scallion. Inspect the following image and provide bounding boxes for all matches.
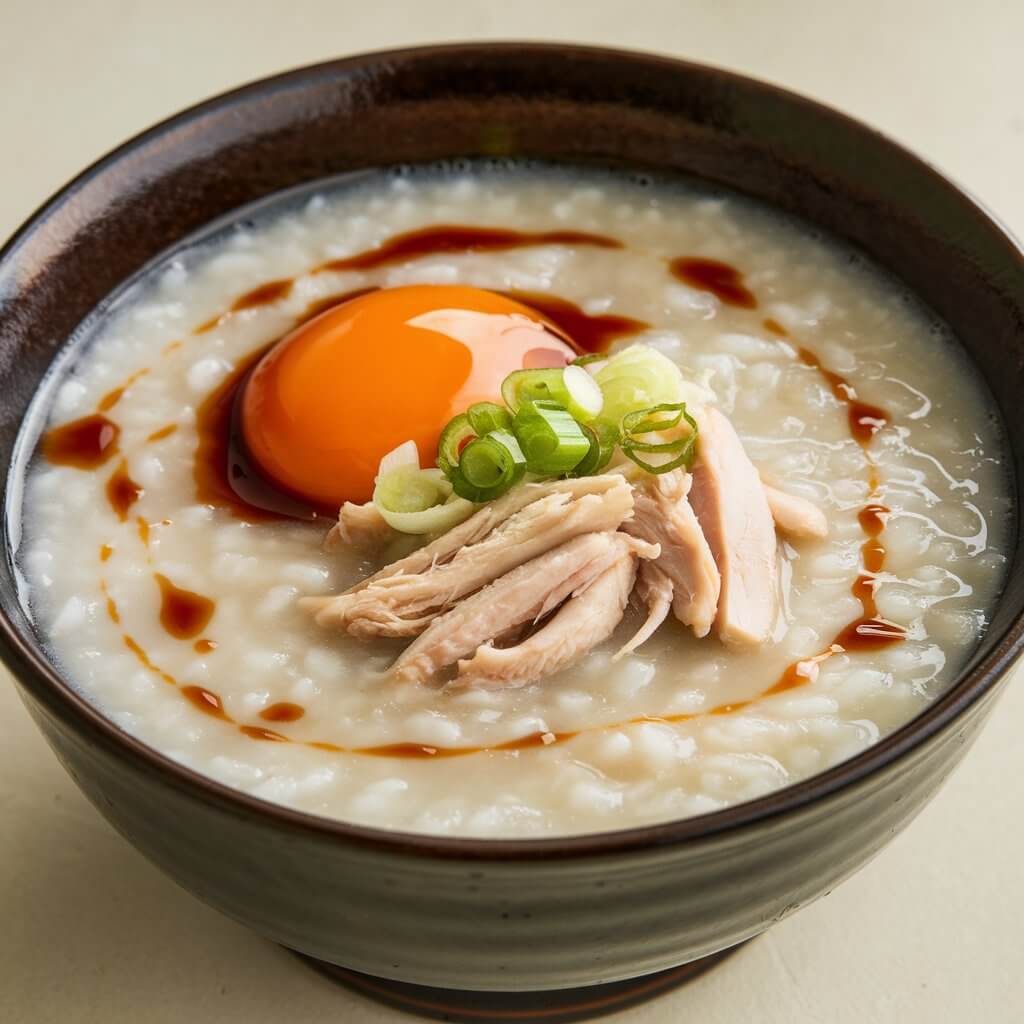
[620,442,694,475]
[373,464,476,534]
[467,401,513,436]
[561,365,604,421]
[570,420,620,477]
[437,413,476,475]
[594,345,688,426]
[621,402,686,435]
[513,399,590,474]
[502,366,602,422]
[619,400,699,475]
[501,368,564,412]
[449,430,527,502]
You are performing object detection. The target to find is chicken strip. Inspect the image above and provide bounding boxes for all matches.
[392,532,658,683]
[456,552,640,689]
[304,477,634,638]
[614,560,674,660]
[324,500,393,551]
[340,474,629,591]
[620,468,721,638]
[762,482,829,540]
[689,408,778,647]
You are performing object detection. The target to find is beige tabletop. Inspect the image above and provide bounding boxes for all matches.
[1,1,1022,1021]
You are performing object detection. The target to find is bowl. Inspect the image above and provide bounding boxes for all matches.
[2,43,1022,1022]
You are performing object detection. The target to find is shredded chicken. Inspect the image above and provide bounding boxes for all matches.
[620,469,721,638]
[615,560,674,660]
[392,532,658,684]
[305,392,833,684]
[303,475,634,638]
[344,474,630,593]
[689,408,778,647]
[762,482,829,540]
[456,551,640,688]
[324,500,393,550]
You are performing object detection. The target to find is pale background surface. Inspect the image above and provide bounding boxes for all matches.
[1,1,1021,1021]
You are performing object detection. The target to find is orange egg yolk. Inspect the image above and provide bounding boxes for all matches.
[241,285,577,507]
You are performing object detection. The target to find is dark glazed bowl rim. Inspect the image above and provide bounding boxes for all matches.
[2,42,1022,861]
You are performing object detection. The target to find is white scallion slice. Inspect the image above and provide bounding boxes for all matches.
[376,439,420,477]
[594,345,692,426]
[562,364,604,422]
[373,442,477,534]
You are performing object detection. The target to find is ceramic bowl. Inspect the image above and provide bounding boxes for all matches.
[2,44,1022,1023]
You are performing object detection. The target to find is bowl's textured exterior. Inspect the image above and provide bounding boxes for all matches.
[1,45,1022,994]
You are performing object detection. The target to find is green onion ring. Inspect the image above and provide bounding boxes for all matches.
[449,430,527,501]
[512,400,591,475]
[570,420,620,477]
[437,413,476,475]
[467,401,513,436]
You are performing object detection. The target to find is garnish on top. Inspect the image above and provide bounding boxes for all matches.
[374,343,710,533]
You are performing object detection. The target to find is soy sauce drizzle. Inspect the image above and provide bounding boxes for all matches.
[97,368,149,412]
[260,702,306,723]
[313,225,622,274]
[42,414,120,469]
[834,504,906,651]
[192,343,283,522]
[147,424,178,442]
[192,342,334,523]
[154,574,215,640]
[105,459,143,521]
[503,291,649,354]
[670,257,757,309]
[182,685,232,721]
[796,345,890,446]
[99,580,120,625]
[195,278,295,334]
[240,725,289,743]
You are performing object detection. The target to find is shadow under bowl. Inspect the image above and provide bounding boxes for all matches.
[1,43,1022,1017]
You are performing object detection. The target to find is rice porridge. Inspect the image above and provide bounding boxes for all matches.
[14,165,1011,837]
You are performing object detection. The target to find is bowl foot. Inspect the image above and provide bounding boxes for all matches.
[292,942,749,1022]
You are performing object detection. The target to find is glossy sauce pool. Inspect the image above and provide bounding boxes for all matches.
[14,165,1011,837]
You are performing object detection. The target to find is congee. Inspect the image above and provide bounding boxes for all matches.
[15,165,1011,836]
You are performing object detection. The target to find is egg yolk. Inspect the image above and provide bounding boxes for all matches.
[241,285,577,507]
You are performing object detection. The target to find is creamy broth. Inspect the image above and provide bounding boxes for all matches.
[15,166,1011,836]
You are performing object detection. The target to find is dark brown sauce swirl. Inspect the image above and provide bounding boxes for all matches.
[192,344,345,523]
[98,369,148,413]
[147,424,178,443]
[670,257,757,308]
[195,278,295,334]
[796,346,890,447]
[105,459,143,521]
[42,414,120,469]
[503,291,649,354]
[313,225,622,274]
[182,685,232,721]
[260,702,306,723]
[155,574,215,640]
[835,504,906,651]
